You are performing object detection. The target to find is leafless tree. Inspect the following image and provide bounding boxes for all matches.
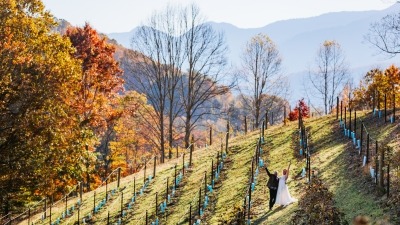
[124,4,230,158]
[240,33,287,128]
[307,40,349,115]
[124,5,185,163]
[366,12,400,56]
[180,4,229,148]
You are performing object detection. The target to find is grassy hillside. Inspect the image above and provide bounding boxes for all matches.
[26,112,399,225]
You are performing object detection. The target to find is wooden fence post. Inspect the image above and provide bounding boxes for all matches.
[49,198,52,224]
[360,123,363,155]
[80,182,83,202]
[384,93,387,122]
[209,126,212,146]
[106,180,108,201]
[251,157,254,183]
[144,160,147,184]
[340,100,343,121]
[393,89,396,122]
[379,147,384,188]
[349,108,352,133]
[225,132,229,153]
[93,191,96,214]
[189,136,194,167]
[298,108,301,129]
[182,153,185,175]
[366,133,370,164]
[117,167,121,188]
[188,204,191,225]
[387,162,390,198]
[28,208,31,225]
[145,210,148,225]
[373,90,376,112]
[354,110,357,137]
[155,192,158,216]
[227,121,230,139]
[375,141,378,184]
[43,197,47,219]
[378,91,381,112]
[244,116,248,134]
[198,188,201,216]
[78,205,80,225]
[211,160,214,185]
[271,112,274,125]
[107,211,110,225]
[336,96,339,120]
[247,185,251,222]
[65,195,68,216]
[120,192,123,219]
[153,156,156,178]
[262,120,265,137]
[284,106,287,125]
[166,177,169,203]
[174,164,177,188]
[204,171,207,196]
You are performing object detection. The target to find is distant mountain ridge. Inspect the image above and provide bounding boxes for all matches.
[108,4,400,103]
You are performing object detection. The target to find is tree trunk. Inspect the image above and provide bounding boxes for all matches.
[255,99,260,128]
[160,114,165,163]
[184,111,191,149]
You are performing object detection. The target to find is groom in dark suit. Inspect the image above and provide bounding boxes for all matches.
[265,166,279,210]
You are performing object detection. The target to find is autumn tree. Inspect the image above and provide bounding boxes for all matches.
[353,65,400,109]
[288,99,310,121]
[66,23,124,187]
[307,40,348,115]
[109,91,157,176]
[0,0,85,214]
[240,33,287,127]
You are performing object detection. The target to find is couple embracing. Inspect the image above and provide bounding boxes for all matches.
[265,162,297,210]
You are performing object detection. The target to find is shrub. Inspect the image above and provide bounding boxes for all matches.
[291,177,348,225]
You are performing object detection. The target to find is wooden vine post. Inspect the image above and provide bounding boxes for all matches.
[284,106,287,125]
[379,147,384,188]
[209,126,212,146]
[384,93,387,122]
[340,100,343,121]
[189,136,194,167]
[366,133,370,164]
[244,116,248,134]
[153,156,156,178]
[360,123,363,155]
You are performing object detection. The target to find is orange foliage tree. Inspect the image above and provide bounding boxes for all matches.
[66,23,124,189]
[109,91,157,176]
[353,65,400,109]
[0,0,87,212]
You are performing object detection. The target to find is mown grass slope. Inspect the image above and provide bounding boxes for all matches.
[28,112,398,225]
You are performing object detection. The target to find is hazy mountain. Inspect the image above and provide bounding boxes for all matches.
[108,4,400,103]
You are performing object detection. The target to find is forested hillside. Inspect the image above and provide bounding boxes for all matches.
[0,1,399,225]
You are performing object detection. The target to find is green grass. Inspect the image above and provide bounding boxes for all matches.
[26,112,399,225]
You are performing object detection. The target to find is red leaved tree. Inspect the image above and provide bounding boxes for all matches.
[288,99,310,121]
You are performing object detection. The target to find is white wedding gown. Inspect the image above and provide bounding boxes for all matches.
[275,175,297,206]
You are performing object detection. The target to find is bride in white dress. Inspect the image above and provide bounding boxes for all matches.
[275,162,297,206]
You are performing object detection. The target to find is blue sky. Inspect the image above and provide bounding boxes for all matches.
[42,0,394,33]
